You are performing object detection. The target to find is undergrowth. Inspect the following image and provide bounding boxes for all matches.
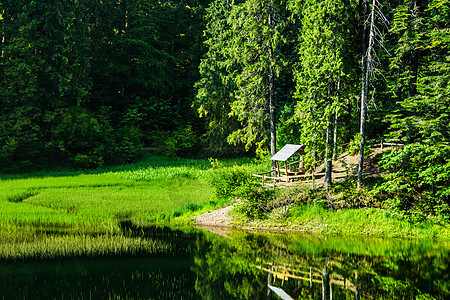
[209,166,450,239]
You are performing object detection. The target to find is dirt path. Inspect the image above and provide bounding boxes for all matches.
[194,205,233,227]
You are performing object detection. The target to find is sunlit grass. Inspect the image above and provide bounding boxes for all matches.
[288,205,450,240]
[0,234,175,261]
[0,155,260,237]
[0,154,263,260]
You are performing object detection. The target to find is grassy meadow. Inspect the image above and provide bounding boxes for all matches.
[0,155,264,259]
[0,155,238,235]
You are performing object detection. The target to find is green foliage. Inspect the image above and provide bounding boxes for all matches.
[164,126,196,157]
[347,133,362,155]
[0,0,209,169]
[347,133,373,157]
[387,0,450,144]
[235,182,276,219]
[290,0,359,164]
[223,0,288,153]
[52,106,114,168]
[378,143,450,222]
[113,125,144,164]
[193,0,245,158]
[209,165,251,199]
[327,180,383,209]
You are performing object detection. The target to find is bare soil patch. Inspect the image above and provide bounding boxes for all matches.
[194,205,234,227]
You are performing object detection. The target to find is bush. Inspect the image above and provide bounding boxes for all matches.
[209,165,250,199]
[235,182,275,219]
[347,133,373,157]
[52,106,114,168]
[164,126,196,157]
[112,125,143,164]
[378,143,450,222]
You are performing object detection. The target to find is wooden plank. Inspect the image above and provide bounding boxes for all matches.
[251,174,278,180]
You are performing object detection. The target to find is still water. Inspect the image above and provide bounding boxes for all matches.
[0,226,449,299]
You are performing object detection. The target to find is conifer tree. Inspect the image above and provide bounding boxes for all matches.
[226,0,283,162]
[357,0,389,189]
[292,0,358,189]
[194,0,243,157]
[388,0,449,144]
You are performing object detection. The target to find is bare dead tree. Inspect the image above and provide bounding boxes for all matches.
[357,0,389,189]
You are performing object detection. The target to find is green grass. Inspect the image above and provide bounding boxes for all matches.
[0,155,261,235]
[4,152,448,261]
[287,205,450,240]
[0,155,264,260]
[0,234,175,261]
[0,154,263,260]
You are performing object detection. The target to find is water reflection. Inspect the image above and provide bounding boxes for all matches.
[0,226,449,299]
[193,228,450,299]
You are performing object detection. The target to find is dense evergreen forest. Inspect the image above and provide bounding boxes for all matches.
[0,0,448,213]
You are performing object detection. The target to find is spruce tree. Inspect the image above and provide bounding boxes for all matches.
[194,0,243,157]
[226,0,283,162]
[292,0,358,189]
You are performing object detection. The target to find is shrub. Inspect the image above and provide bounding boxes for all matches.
[347,133,373,157]
[112,125,143,164]
[52,106,114,168]
[378,143,450,222]
[209,165,251,199]
[164,126,196,157]
[235,182,275,219]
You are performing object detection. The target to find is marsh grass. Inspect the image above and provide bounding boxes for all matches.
[0,154,262,260]
[0,234,175,261]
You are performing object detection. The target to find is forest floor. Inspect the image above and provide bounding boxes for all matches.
[194,146,391,228]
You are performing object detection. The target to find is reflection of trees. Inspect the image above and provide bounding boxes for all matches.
[192,232,268,299]
[193,230,450,299]
[0,256,197,299]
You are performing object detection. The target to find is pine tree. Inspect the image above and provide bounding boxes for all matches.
[388,0,449,144]
[292,0,358,189]
[226,0,284,162]
[194,0,243,157]
[357,0,389,189]
[0,0,93,169]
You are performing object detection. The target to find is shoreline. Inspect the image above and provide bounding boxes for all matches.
[193,205,450,240]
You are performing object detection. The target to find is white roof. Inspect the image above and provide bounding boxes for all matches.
[270,144,305,162]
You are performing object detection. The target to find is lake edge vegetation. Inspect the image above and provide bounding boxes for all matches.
[208,152,450,240]
[0,151,449,261]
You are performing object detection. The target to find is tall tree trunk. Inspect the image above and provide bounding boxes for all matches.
[268,1,277,169]
[408,0,419,97]
[324,83,334,191]
[311,94,318,170]
[332,109,338,161]
[357,0,375,189]
[324,117,333,191]
[332,81,340,161]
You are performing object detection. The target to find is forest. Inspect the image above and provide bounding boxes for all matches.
[0,1,449,219]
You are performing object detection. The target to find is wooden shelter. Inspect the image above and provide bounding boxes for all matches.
[252,144,312,186]
[271,144,306,179]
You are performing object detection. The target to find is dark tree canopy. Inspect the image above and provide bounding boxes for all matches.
[0,0,448,203]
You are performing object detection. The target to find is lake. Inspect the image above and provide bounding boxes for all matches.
[0,225,449,299]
